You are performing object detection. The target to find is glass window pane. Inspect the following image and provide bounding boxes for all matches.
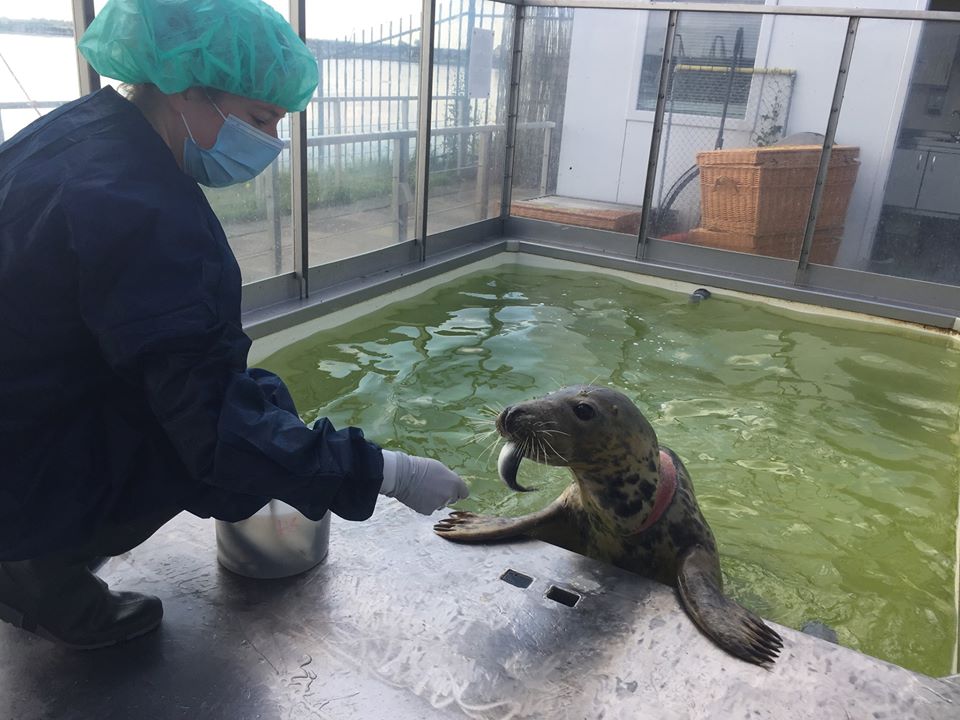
[513,7,646,235]
[306,0,422,266]
[512,5,574,204]
[0,2,79,143]
[426,0,515,235]
[205,0,293,284]
[91,1,121,94]
[834,18,960,287]
[652,12,848,263]
[637,1,763,119]
[512,7,857,268]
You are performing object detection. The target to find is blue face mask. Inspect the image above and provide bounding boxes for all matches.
[181,99,284,188]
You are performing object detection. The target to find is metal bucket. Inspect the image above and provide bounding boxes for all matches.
[215,500,330,579]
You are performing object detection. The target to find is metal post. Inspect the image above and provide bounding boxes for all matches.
[796,16,859,276]
[393,136,411,242]
[333,99,343,184]
[315,47,324,173]
[500,3,526,222]
[636,9,679,260]
[290,0,310,297]
[393,137,402,240]
[72,0,100,96]
[459,0,477,172]
[540,125,552,196]
[476,129,490,220]
[414,0,438,261]
[388,20,395,132]
[266,161,283,274]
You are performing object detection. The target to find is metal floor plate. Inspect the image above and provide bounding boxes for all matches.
[2,504,957,719]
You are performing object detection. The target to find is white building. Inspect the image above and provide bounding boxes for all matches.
[553,0,946,269]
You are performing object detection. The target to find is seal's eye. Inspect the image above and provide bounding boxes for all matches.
[573,403,596,421]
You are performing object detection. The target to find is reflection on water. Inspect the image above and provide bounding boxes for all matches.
[261,264,960,677]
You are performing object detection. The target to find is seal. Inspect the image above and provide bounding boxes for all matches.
[435,385,783,666]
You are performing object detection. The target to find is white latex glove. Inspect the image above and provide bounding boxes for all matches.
[379,450,470,515]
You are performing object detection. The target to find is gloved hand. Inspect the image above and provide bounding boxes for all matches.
[379,450,470,515]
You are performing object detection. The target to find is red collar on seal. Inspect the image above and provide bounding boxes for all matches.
[630,449,678,534]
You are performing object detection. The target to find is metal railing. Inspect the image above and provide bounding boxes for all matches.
[0,102,64,143]
[253,119,554,274]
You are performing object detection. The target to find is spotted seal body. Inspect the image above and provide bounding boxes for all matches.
[435,385,782,666]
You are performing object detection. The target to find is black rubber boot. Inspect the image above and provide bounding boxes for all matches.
[0,557,163,650]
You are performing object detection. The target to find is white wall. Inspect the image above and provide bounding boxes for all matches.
[555,9,641,201]
[554,0,925,268]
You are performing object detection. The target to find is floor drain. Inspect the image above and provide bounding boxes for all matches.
[500,569,534,589]
[545,585,580,608]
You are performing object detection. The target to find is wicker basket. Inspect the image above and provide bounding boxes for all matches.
[697,145,860,235]
[685,226,841,264]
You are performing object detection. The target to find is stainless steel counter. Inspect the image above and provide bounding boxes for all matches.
[2,503,957,719]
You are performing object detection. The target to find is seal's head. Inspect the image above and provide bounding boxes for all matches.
[496,385,662,498]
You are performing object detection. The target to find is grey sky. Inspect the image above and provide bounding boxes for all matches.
[0,0,428,131]
[2,1,424,40]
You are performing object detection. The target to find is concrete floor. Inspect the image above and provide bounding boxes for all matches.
[2,503,958,720]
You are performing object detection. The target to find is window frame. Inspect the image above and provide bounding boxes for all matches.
[624,1,775,132]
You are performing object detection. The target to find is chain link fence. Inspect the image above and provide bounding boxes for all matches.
[651,57,798,238]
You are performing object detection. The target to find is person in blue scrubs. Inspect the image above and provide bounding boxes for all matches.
[0,0,468,649]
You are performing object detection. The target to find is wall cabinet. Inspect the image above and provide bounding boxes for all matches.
[886,145,960,216]
[916,151,960,214]
[885,148,927,208]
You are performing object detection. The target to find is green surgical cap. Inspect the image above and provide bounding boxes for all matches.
[78,0,318,112]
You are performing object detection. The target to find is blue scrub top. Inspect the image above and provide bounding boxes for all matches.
[0,88,383,560]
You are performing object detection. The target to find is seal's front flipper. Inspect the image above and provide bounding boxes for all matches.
[677,545,783,666]
[434,493,572,545]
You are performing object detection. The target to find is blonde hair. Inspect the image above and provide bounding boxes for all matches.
[119,83,165,124]
[119,82,225,124]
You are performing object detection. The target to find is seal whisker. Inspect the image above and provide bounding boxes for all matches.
[464,427,498,444]
[478,404,501,418]
[540,434,553,465]
[540,435,568,463]
[465,429,500,458]
[536,435,549,465]
[518,436,532,463]
[528,433,542,466]
[533,419,560,430]
[463,418,494,430]
[479,435,504,466]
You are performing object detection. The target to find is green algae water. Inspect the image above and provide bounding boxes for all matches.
[259,262,960,677]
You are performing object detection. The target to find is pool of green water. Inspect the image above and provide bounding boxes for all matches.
[260,262,960,677]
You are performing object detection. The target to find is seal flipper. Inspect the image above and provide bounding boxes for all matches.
[677,545,783,666]
[434,489,576,546]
